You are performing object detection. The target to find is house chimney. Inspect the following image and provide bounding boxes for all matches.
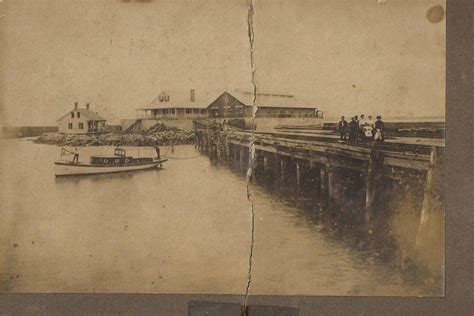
[190,89,195,102]
[86,103,90,110]
[74,102,78,109]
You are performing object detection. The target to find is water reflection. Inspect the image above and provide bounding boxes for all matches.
[0,140,438,295]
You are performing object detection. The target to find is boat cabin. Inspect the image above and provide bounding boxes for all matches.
[90,148,153,166]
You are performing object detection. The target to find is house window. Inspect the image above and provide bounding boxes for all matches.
[79,123,84,129]
[186,109,192,114]
[163,109,168,114]
[159,94,170,102]
[71,112,74,118]
[68,123,73,129]
[77,112,80,118]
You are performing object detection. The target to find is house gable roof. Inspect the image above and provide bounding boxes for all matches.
[138,90,218,110]
[137,89,320,111]
[57,108,106,122]
[207,91,247,109]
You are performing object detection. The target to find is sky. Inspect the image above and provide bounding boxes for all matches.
[1,0,445,126]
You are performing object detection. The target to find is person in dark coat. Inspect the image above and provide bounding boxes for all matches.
[348,117,358,142]
[374,115,385,142]
[354,115,359,141]
[338,116,348,140]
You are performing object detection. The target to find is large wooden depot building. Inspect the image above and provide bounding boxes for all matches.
[137,89,323,120]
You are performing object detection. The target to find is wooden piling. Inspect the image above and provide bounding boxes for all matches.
[415,147,438,248]
[239,147,245,172]
[252,150,258,177]
[365,158,376,225]
[233,146,238,163]
[225,137,230,161]
[263,155,268,173]
[296,162,301,189]
[320,164,329,206]
[280,158,286,182]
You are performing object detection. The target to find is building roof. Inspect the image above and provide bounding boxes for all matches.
[57,108,106,122]
[229,89,318,109]
[138,90,216,110]
[138,89,319,111]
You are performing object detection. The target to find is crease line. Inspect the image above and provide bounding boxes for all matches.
[243,0,256,312]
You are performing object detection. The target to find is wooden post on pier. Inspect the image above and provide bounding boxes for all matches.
[415,147,445,268]
[263,155,269,173]
[251,150,258,179]
[225,137,230,161]
[320,164,329,207]
[296,162,301,190]
[365,158,376,226]
[239,147,245,172]
[232,146,238,163]
[196,133,201,151]
[365,143,383,226]
[280,158,286,182]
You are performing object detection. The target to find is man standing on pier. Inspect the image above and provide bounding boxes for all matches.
[374,116,385,142]
[348,117,358,142]
[338,116,348,140]
[354,115,360,140]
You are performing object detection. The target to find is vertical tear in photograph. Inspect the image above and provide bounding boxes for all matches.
[1,0,445,297]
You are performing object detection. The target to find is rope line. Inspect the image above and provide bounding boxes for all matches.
[161,154,203,160]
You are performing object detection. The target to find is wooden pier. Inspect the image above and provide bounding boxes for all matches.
[193,118,445,273]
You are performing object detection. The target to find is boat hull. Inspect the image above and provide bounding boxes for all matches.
[54,160,166,176]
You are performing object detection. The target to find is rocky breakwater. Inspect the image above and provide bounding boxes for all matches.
[33,124,194,147]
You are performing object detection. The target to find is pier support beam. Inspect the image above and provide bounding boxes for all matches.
[196,134,201,151]
[296,162,301,190]
[280,158,286,182]
[225,139,230,161]
[414,147,445,272]
[233,146,238,164]
[251,150,258,179]
[320,164,329,207]
[365,158,376,225]
[263,155,269,173]
[239,147,245,172]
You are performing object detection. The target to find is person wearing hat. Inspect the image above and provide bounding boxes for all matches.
[374,115,385,141]
[354,115,359,141]
[348,117,358,142]
[338,116,348,140]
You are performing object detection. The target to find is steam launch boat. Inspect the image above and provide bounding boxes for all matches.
[55,147,167,176]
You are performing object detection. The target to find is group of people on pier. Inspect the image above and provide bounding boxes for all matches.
[338,114,385,142]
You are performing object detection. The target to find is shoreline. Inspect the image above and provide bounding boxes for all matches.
[33,130,194,147]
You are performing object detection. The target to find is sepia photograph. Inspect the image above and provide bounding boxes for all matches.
[1,0,445,308]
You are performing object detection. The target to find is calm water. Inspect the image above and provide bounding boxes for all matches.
[0,139,431,295]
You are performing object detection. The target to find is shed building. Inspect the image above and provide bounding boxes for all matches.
[207,90,323,119]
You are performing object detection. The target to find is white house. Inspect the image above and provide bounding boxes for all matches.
[57,102,107,134]
[136,89,211,120]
